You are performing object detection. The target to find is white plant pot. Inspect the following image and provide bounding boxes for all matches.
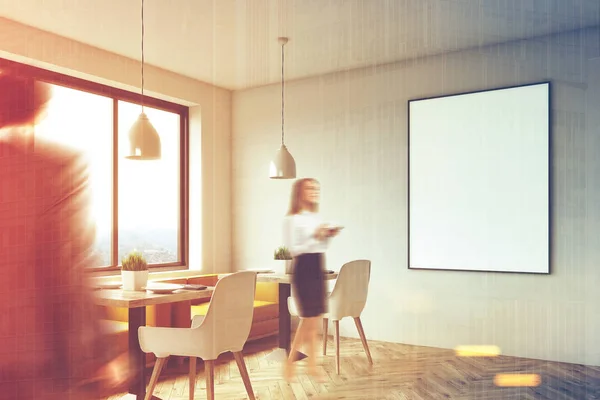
[121,270,149,291]
[274,259,293,275]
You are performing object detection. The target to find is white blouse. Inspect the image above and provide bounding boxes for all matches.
[283,211,330,257]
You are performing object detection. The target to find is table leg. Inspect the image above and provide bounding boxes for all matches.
[119,307,163,400]
[278,282,291,351]
[128,307,148,400]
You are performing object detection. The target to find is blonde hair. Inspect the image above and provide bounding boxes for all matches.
[287,178,319,215]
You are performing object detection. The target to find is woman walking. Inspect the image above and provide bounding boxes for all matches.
[282,178,342,381]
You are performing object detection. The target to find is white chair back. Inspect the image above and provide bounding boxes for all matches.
[200,271,257,355]
[138,271,259,399]
[328,260,371,320]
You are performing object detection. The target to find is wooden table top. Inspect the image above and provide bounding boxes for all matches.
[94,287,214,308]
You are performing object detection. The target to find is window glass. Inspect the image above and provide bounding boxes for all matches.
[117,101,180,264]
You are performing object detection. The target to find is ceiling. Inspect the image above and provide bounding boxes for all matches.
[0,0,598,90]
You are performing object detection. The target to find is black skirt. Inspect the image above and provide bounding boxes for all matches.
[291,253,326,318]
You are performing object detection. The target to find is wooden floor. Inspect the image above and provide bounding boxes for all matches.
[108,335,600,400]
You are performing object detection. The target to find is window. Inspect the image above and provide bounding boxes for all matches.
[6,58,190,270]
[118,101,181,264]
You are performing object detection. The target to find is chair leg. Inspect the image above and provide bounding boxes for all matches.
[322,318,328,355]
[189,357,197,400]
[144,357,167,400]
[205,359,215,400]
[233,351,255,400]
[354,317,373,365]
[334,320,340,375]
[353,317,373,365]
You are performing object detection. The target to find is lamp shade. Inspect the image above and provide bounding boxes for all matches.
[269,144,296,179]
[125,112,161,160]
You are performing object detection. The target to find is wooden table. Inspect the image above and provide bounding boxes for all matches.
[219,272,338,362]
[94,287,214,400]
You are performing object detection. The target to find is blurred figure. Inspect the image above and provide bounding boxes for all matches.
[282,178,342,381]
[0,71,127,399]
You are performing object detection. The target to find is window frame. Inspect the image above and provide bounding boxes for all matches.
[0,57,190,273]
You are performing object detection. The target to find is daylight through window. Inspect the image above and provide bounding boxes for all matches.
[33,81,187,269]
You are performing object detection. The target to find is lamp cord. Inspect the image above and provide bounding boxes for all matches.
[141,0,145,112]
[281,41,285,146]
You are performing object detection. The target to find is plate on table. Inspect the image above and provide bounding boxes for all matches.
[96,282,122,290]
[145,283,184,294]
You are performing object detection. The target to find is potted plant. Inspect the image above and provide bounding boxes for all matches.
[121,251,149,291]
[274,245,293,274]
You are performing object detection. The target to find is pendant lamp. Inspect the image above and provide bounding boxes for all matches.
[269,37,296,179]
[126,0,161,160]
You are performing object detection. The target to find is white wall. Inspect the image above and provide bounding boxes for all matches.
[0,17,232,273]
[232,27,600,366]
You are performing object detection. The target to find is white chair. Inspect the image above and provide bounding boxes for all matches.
[138,271,257,400]
[288,260,372,374]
